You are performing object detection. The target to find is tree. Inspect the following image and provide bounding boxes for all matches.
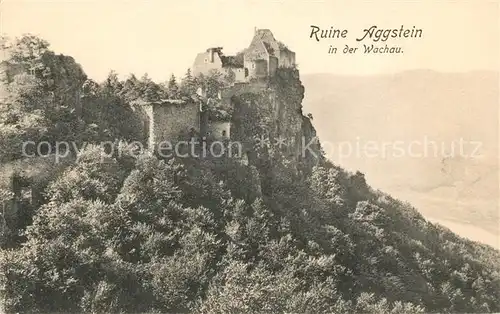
[8,35,49,73]
[44,144,126,205]
[0,189,15,248]
[81,71,144,142]
[101,70,122,95]
[82,79,100,98]
[167,74,179,99]
[0,35,89,158]
[180,68,197,96]
[223,68,236,85]
[139,73,161,102]
[119,74,141,102]
[309,165,348,210]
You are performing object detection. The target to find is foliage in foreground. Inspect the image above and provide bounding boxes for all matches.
[1,145,499,313]
[1,34,500,313]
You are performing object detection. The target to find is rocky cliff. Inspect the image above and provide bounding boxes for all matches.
[228,68,322,187]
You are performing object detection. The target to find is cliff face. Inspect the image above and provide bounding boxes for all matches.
[228,68,322,192]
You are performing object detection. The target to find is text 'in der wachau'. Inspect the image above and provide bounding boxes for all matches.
[310,25,423,54]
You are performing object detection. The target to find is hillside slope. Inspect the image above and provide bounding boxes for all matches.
[1,37,500,313]
[301,71,499,247]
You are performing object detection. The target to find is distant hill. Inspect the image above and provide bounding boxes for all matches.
[301,70,499,247]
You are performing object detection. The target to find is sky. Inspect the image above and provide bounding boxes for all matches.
[1,0,498,82]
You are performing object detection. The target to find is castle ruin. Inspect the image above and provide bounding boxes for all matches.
[192,28,295,82]
[145,28,295,150]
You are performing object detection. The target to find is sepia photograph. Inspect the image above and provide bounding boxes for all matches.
[0,0,498,313]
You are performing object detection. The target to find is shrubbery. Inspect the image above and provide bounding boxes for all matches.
[1,35,499,313]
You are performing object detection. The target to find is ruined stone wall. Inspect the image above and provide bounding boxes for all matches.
[228,68,247,82]
[244,59,268,79]
[279,50,296,67]
[144,105,155,149]
[269,56,278,76]
[192,51,224,77]
[207,120,231,140]
[147,101,200,148]
[221,82,268,101]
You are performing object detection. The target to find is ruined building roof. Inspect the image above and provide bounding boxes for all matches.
[244,36,270,61]
[220,55,244,68]
[254,29,281,56]
[245,28,294,60]
[262,42,275,56]
[131,96,200,107]
[207,47,223,54]
[255,29,274,38]
[194,28,294,73]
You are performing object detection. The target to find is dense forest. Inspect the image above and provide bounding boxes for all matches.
[0,35,499,313]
